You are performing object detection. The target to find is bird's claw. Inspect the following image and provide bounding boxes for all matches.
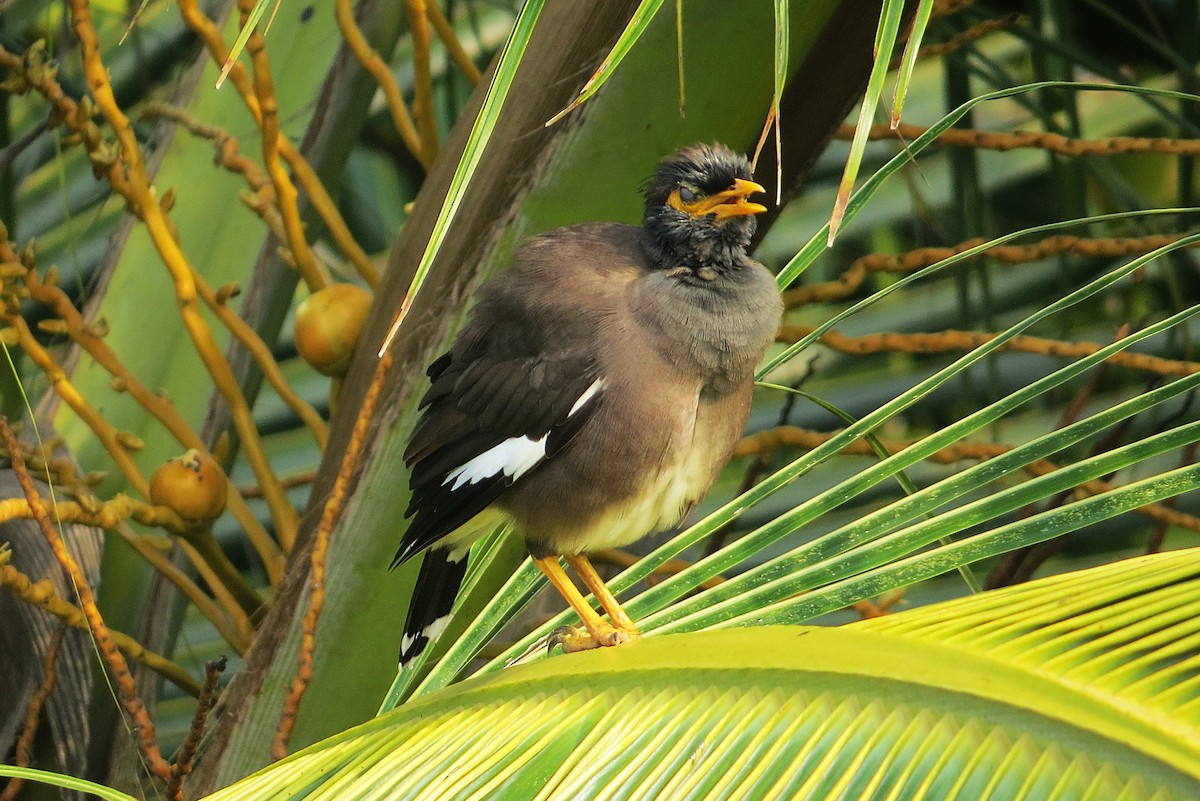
[547,623,639,654]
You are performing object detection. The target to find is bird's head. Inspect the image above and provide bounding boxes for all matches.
[640,143,767,271]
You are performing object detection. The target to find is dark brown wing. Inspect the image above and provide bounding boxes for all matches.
[395,286,604,566]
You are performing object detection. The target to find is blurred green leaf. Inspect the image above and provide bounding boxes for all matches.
[0,765,137,801]
[543,0,667,127]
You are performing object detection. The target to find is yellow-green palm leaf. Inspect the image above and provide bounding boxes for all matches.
[202,549,1200,800]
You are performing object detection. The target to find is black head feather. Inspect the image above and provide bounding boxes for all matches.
[640,143,760,271]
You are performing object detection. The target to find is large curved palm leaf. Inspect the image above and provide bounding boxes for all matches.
[200,548,1200,800]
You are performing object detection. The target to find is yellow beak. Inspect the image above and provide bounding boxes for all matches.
[668,178,768,220]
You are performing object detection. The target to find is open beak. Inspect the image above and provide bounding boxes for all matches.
[669,178,768,220]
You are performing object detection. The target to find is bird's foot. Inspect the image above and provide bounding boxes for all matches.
[547,623,640,654]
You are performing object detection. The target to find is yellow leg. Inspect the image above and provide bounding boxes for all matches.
[565,554,641,636]
[532,556,630,651]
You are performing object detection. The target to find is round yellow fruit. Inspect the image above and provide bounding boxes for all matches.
[149,449,228,522]
[295,284,373,377]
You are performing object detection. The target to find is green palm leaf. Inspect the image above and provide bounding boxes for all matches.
[201,549,1200,800]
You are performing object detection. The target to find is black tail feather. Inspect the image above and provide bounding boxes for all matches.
[399,548,469,670]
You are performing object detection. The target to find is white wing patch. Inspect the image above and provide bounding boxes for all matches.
[569,378,605,416]
[400,613,453,669]
[442,381,604,490]
[423,613,452,642]
[443,433,548,489]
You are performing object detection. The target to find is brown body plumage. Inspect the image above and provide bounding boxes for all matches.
[396,144,782,667]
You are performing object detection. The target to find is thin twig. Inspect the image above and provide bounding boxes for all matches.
[777,324,1200,378]
[239,468,317,498]
[194,272,330,455]
[837,121,1200,156]
[283,140,381,287]
[273,348,393,760]
[784,233,1189,307]
[890,15,1022,69]
[140,101,287,239]
[0,625,66,801]
[733,424,1200,534]
[168,656,227,801]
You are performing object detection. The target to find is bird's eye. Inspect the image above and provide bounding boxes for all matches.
[678,185,698,203]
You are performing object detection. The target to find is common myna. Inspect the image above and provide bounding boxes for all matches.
[395,142,783,667]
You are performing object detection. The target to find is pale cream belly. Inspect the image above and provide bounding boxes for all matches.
[547,442,715,555]
[438,455,707,556]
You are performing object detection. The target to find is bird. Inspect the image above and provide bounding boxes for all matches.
[394,142,784,669]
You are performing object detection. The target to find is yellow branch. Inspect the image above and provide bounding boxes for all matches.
[70,0,300,553]
[282,138,381,287]
[16,259,285,579]
[176,0,380,287]
[112,522,249,650]
[427,0,482,86]
[0,494,259,644]
[6,316,149,497]
[405,0,440,165]
[195,273,329,451]
[0,495,185,531]
[335,0,427,166]
[176,536,255,644]
[0,553,203,697]
[1,417,173,783]
[140,102,289,241]
[238,0,328,293]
